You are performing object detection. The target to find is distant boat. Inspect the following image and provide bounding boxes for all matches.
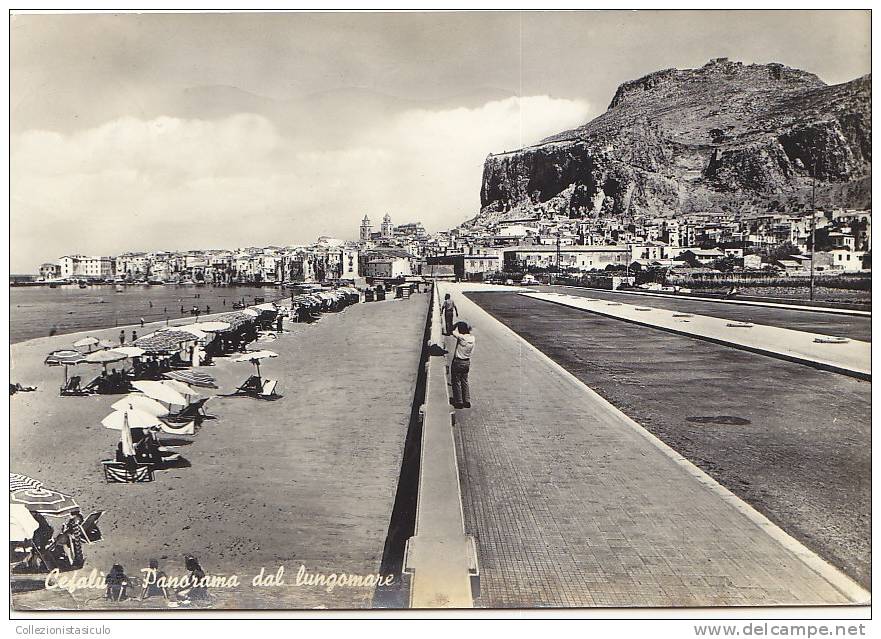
[114,285,124,293]
[147,278,165,285]
[78,282,87,289]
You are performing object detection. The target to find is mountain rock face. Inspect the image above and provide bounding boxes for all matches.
[474,59,871,226]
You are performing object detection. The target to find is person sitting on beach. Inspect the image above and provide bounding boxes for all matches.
[140,559,172,602]
[105,564,129,601]
[177,555,209,603]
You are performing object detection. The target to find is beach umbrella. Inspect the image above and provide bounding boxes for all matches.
[101,411,150,459]
[161,379,201,400]
[84,349,128,375]
[189,321,231,333]
[111,394,170,417]
[232,349,278,378]
[102,408,163,431]
[10,487,80,515]
[241,308,260,317]
[253,302,278,312]
[10,473,43,493]
[44,350,83,366]
[110,346,146,358]
[10,504,39,542]
[97,339,116,349]
[45,351,86,384]
[169,326,208,340]
[164,370,218,389]
[73,337,100,352]
[132,380,187,407]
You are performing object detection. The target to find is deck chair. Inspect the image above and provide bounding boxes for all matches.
[259,379,280,400]
[101,460,155,483]
[78,511,104,544]
[60,376,90,396]
[166,397,213,422]
[234,375,263,396]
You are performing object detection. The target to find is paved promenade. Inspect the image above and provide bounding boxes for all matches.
[445,285,867,608]
[543,285,872,342]
[523,291,870,379]
[12,295,428,610]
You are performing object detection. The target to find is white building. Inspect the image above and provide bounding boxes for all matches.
[366,257,411,279]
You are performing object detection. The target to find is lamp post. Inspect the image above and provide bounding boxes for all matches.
[810,158,817,302]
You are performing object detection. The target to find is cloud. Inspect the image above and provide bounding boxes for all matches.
[11,95,592,271]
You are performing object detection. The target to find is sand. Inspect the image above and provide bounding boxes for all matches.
[11,293,429,610]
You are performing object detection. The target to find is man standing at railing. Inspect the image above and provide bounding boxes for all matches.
[450,321,475,409]
[442,293,458,336]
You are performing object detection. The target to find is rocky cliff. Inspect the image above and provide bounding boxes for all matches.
[473,59,871,226]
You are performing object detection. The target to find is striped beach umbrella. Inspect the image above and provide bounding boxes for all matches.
[164,370,218,389]
[10,487,80,515]
[9,473,43,493]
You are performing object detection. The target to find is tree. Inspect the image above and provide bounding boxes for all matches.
[768,241,801,261]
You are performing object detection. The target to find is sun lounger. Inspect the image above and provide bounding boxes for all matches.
[166,397,213,423]
[60,376,90,396]
[78,511,104,544]
[101,460,155,483]
[259,379,279,399]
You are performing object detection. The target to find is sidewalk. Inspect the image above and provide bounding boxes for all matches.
[522,292,870,379]
[445,285,868,608]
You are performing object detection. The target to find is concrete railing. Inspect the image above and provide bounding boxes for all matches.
[403,283,479,608]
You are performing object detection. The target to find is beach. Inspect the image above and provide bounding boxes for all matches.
[11,292,429,610]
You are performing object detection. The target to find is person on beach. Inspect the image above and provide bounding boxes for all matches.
[206,305,210,314]
[132,331,138,342]
[140,559,171,602]
[177,555,209,603]
[119,330,126,345]
[180,305,185,314]
[276,314,283,333]
[105,564,129,601]
[450,321,475,409]
[442,294,458,335]
[140,317,145,328]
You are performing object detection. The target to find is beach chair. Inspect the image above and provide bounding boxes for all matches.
[78,511,104,544]
[60,376,90,396]
[234,375,263,396]
[259,379,280,400]
[166,397,213,423]
[101,460,155,483]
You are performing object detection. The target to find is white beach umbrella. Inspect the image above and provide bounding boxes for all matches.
[253,303,278,312]
[131,380,187,407]
[72,336,100,352]
[97,339,116,349]
[111,394,170,417]
[241,308,260,317]
[102,408,163,431]
[161,379,201,400]
[232,349,278,378]
[10,503,39,542]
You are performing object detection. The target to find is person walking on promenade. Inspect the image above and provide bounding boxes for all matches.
[442,293,458,335]
[140,317,145,328]
[450,321,475,409]
[119,330,126,345]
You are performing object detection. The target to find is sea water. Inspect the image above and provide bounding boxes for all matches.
[9,284,289,344]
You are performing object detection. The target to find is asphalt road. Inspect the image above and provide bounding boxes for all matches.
[536,285,872,342]
[466,291,871,588]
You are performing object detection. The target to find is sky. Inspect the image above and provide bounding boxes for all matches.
[10,10,871,272]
